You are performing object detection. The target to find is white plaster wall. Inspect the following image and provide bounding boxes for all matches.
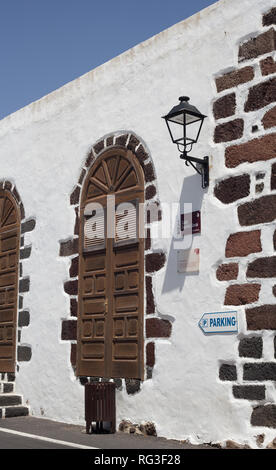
[0,0,275,447]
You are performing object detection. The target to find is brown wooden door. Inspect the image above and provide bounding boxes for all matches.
[77,148,144,379]
[0,190,20,373]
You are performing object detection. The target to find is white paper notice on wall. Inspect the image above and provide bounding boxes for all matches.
[177,248,200,273]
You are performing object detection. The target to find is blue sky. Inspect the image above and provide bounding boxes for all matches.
[0,0,218,120]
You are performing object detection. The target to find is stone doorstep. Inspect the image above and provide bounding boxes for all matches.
[0,379,29,419]
[3,383,14,393]
[0,373,14,381]
[0,405,29,419]
[0,382,15,393]
[0,394,22,407]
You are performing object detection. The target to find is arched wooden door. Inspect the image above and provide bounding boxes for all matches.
[0,190,20,373]
[77,147,145,379]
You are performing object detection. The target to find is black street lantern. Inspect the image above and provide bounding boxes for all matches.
[162,96,209,188]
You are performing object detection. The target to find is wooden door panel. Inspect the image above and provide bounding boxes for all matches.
[0,272,16,288]
[114,246,139,268]
[113,341,138,358]
[0,191,20,373]
[0,253,16,271]
[82,342,105,359]
[114,269,139,291]
[0,344,13,358]
[110,243,141,377]
[111,356,140,378]
[83,252,105,272]
[113,315,139,335]
[81,341,105,377]
[0,309,14,322]
[83,298,106,315]
[0,288,15,306]
[83,277,105,295]
[114,293,139,312]
[77,148,144,379]
[1,231,18,252]
[82,274,106,295]
[77,248,107,376]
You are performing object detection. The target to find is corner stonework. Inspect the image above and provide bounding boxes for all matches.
[60,132,171,393]
[213,7,276,429]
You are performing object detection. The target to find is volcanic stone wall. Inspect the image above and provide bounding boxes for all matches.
[213,7,276,427]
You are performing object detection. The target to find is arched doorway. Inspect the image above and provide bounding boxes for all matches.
[0,190,21,373]
[76,147,145,379]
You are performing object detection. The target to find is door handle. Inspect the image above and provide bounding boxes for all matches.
[104,299,108,314]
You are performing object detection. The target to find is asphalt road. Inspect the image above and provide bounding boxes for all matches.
[0,429,74,449]
[0,416,215,450]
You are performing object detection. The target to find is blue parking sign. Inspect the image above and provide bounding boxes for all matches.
[199,311,238,334]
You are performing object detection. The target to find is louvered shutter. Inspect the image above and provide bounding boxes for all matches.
[114,200,138,247]
[83,203,105,252]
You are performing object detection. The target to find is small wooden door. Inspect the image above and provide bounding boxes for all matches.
[0,190,20,373]
[77,148,144,379]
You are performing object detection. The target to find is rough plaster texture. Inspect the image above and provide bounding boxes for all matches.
[0,0,276,448]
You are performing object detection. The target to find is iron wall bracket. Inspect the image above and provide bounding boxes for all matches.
[180,153,209,189]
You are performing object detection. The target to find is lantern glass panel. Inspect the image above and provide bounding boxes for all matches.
[185,117,203,144]
[185,112,201,125]
[166,114,203,148]
[166,118,185,145]
[168,113,185,125]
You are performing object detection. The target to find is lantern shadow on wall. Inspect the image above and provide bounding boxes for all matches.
[161,173,204,295]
